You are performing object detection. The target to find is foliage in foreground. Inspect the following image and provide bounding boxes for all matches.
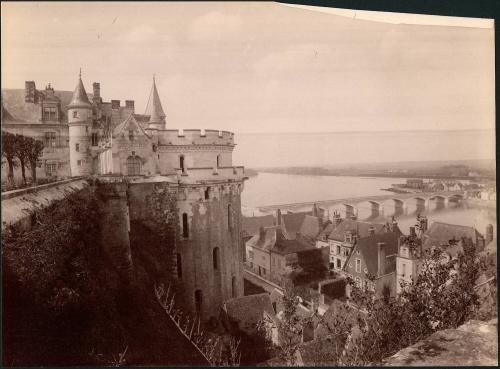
[264,238,482,366]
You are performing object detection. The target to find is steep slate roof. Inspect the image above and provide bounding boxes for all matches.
[2,88,74,123]
[350,232,400,276]
[246,226,278,252]
[147,78,166,124]
[299,215,323,240]
[282,212,308,239]
[242,215,275,238]
[222,293,274,331]
[423,222,482,249]
[247,226,313,255]
[317,221,334,241]
[68,75,92,108]
[328,219,388,241]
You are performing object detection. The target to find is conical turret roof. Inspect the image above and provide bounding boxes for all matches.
[68,70,92,109]
[148,77,166,124]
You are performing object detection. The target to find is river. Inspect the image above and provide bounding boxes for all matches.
[241,172,496,236]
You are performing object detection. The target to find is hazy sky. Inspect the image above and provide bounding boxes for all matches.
[2,2,495,135]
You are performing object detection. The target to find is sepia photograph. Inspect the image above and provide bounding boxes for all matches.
[1,1,497,366]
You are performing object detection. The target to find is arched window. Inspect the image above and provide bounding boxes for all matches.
[205,187,210,200]
[216,154,221,168]
[227,203,233,229]
[182,213,189,238]
[126,155,141,175]
[232,276,237,298]
[213,247,220,270]
[194,290,203,314]
[176,253,182,279]
[180,155,185,173]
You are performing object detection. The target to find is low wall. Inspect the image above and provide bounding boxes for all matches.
[384,319,498,366]
[2,177,89,230]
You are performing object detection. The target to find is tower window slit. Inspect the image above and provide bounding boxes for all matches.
[182,213,189,238]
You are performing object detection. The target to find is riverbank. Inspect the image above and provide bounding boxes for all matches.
[253,167,494,181]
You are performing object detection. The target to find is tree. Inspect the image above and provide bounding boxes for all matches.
[263,237,482,366]
[14,134,30,184]
[27,139,44,184]
[2,131,18,184]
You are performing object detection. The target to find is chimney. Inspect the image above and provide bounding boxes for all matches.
[391,217,398,232]
[334,212,342,227]
[25,81,37,103]
[486,224,494,244]
[125,100,135,110]
[377,242,386,276]
[410,226,416,238]
[259,226,266,241]
[93,82,101,100]
[276,209,282,225]
[111,99,120,109]
[368,225,376,236]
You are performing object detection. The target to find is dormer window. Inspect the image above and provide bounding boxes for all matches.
[73,111,78,118]
[129,130,134,141]
[345,233,352,243]
[43,107,57,121]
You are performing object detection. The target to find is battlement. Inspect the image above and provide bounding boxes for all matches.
[175,166,245,183]
[158,129,235,146]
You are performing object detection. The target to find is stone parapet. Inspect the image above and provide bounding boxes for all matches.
[159,129,234,146]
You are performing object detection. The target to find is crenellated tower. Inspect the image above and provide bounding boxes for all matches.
[68,70,93,176]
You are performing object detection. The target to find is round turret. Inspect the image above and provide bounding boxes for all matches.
[68,70,93,176]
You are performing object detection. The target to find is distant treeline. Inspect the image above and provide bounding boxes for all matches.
[257,165,495,180]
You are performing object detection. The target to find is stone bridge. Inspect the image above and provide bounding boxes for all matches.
[257,191,467,218]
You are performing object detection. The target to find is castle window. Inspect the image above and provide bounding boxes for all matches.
[45,163,57,176]
[213,247,220,270]
[232,276,237,298]
[91,133,98,146]
[77,160,82,166]
[43,107,57,121]
[216,154,221,168]
[44,132,56,147]
[180,155,185,173]
[75,143,80,152]
[126,156,141,176]
[182,213,189,238]
[73,111,78,118]
[204,187,210,200]
[176,253,182,279]
[227,203,233,229]
[194,290,202,314]
[355,259,361,273]
[129,130,134,141]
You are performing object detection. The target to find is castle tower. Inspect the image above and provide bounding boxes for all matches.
[68,69,93,176]
[146,76,166,130]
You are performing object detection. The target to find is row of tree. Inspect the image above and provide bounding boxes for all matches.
[2,131,44,185]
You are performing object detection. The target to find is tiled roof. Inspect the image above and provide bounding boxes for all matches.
[242,215,275,237]
[246,226,278,252]
[222,293,274,331]
[317,221,334,241]
[68,76,92,108]
[282,212,308,239]
[246,226,313,255]
[423,222,482,249]
[2,88,74,123]
[351,232,400,276]
[328,219,388,241]
[299,215,323,240]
